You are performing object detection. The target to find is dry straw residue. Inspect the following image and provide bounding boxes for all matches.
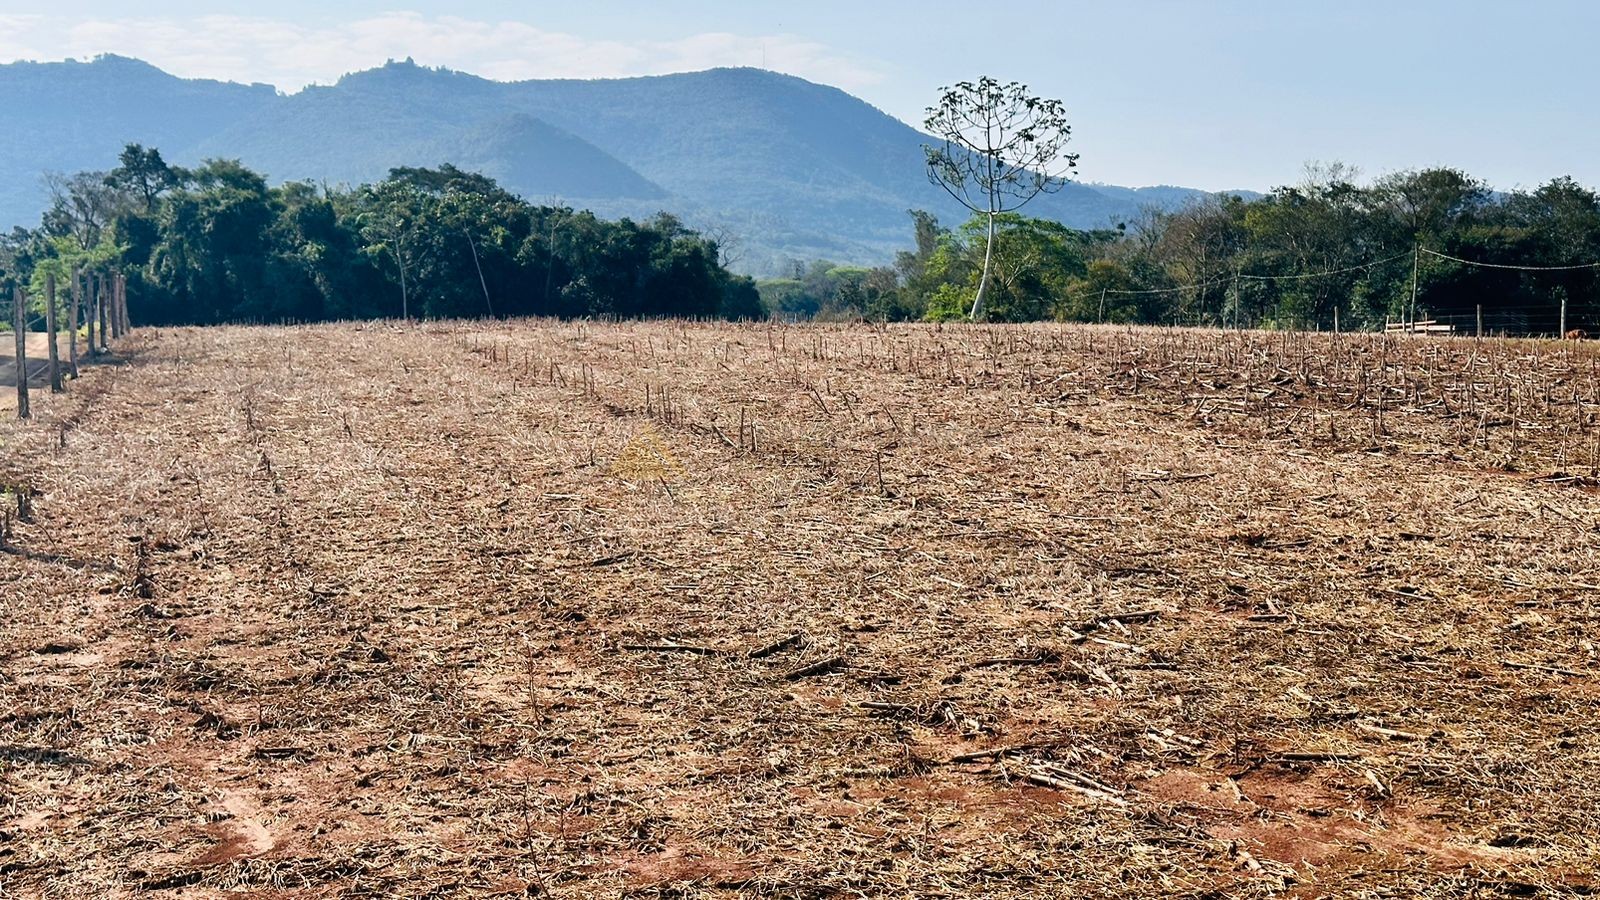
[2,321,1598,897]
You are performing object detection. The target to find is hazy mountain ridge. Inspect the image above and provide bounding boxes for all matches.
[0,55,278,229]
[0,55,1257,272]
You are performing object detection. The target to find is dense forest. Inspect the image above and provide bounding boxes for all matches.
[766,166,1600,334]
[3,149,1598,334]
[0,144,762,326]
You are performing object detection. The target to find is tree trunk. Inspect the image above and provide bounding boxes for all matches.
[13,287,29,420]
[68,270,80,378]
[543,218,558,310]
[395,248,409,320]
[466,231,494,317]
[969,211,997,321]
[45,273,61,393]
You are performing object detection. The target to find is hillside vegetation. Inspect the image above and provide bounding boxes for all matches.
[0,151,760,325]
[764,169,1600,333]
[1,143,1595,334]
[0,56,1246,270]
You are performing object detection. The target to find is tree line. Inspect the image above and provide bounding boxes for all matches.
[0,144,763,327]
[764,166,1600,334]
[5,145,1597,335]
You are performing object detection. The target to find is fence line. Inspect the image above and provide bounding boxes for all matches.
[1092,244,1600,335]
[1421,248,1600,272]
[8,269,130,420]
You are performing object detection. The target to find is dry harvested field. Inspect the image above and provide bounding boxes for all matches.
[4,320,1600,898]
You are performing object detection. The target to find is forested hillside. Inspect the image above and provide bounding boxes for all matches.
[0,57,276,234]
[2,148,1595,333]
[0,56,1248,271]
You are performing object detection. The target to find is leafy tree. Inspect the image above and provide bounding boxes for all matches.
[105,143,184,213]
[717,273,765,320]
[42,171,124,252]
[1372,168,1488,246]
[893,210,951,318]
[907,213,1107,322]
[924,77,1077,319]
[356,180,425,319]
[272,181,386,321]
[1063,259,1147,323]
[28,234,118,304]
[758,261,907,321]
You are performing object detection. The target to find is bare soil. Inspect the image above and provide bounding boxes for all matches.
[3,321,1599,898]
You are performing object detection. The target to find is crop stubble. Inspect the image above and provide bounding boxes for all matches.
[2,321,1599,898]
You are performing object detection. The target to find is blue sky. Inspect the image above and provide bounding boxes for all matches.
[2,1,1596,192]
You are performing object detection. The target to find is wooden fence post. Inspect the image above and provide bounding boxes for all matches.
[45,272,61,393]
[69,269,80,378]
[13,286,30,419]
[97,270,110,350]
[89,270,98,351]
[86,271,98,356]
[113,274,125,338]
[119,274,131,334]
[108,273,119,340]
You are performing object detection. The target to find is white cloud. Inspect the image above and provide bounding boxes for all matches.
[0,12,887,91]
[0,14,49,60]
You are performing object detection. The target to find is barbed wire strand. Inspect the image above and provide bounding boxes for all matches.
[1240,251,1413,281]
[1103,247,1600,298]
[1103,250,1410,297]
[1420,248,1600,272]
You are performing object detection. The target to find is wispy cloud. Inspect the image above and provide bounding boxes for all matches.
[0,12,887,91]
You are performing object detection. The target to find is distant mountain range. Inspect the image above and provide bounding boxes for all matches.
[0,55,1259,273]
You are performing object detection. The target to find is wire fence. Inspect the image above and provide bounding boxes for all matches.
[5,270,130,421]
[1095,245,1600,336]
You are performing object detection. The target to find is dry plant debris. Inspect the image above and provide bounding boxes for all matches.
[3,321,1600,898]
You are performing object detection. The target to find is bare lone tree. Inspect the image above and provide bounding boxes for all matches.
[924,77,1077,320]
